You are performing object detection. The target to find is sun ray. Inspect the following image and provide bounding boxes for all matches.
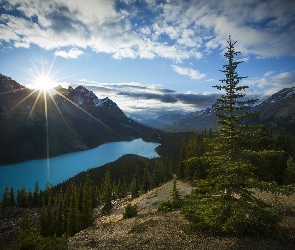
[29,89,43,117]
[47,91,76,135]
[43,89,50,182]
[52,89,123,139]
[0,86,29,96]
[8,89,39,115]
[46,55,57,79]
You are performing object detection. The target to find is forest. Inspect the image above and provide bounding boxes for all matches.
[1,37,295,249]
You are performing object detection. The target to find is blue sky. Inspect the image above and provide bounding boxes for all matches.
[0,0,295,121]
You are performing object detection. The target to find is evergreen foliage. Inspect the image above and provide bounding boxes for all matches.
[101,168,113,215]
[123,203,138,219]
[9,187,15,206]
[13,208,67,250]
[181,37,294,236]
[158,177,183,213]
[1,183,9,208]
[80,171,94,229]
[17,184,27,208]
[171,177,183,209]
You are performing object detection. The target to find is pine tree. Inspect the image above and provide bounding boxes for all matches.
[130,178,138,198]
[55,190,66,237]
[213,36,258,154]
[1,183,9,208]
[17,184,27,207]
[80,171,94,229]
[130,167,140,198]
[276,127,292,155]
[27,189,33,207]
[33,180,40,206]
[141,164,151,193]
[181,37,293,236]
[171,177,183,209]
[14,209,37,249]
[67,182,80,236]
[101,168,112,215]
[9,187,15,206]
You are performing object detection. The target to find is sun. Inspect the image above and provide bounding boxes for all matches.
[30,76,58,90]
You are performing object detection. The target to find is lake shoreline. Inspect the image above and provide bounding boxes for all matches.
[0,138,160,196]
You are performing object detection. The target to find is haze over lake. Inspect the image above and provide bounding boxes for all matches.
[0,139,159,195]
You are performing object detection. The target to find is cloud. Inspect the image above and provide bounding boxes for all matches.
[271,72,295,88]
[54,48,84,58]
[264,71,275,77]
[65,79,220,119]
[1,0,294,61]
[244,71,295,95]
[172,65,206,80]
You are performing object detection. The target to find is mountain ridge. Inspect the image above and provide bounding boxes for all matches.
[0,74,161,165]
[143,87,295,134]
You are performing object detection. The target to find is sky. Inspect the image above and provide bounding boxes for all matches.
[0,0,295,122]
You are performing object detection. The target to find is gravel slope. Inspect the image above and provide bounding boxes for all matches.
[68,181,295,250]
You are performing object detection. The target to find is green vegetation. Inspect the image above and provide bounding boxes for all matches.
[180,37,294,236]
[123,203,138,219]
[158,177,183,213]
[11,209,67,250]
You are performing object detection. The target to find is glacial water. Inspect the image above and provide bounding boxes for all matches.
[0,138,159,195]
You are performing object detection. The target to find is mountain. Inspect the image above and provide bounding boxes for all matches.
[0,74,161,165]
[143,87,295,134]
[252,87,295,133]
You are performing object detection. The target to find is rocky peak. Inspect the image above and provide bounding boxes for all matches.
[259,87,295,106]
[0,74,24,93]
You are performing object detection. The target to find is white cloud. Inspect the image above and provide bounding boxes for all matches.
[264,71,275,77]
[271,72,295,88]
[66,79,217,119]
[113,47,137,59]
[172,65,206,80]
[1,0,295,61]
[14,42,30,48]
[54,48,84,59]
[244,71,295,95]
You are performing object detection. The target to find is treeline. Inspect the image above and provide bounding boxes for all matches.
[177,127,295,185]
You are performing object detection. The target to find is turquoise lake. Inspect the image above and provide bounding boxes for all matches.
[0,138,159,195]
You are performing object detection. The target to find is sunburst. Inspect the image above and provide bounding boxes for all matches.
[4,53,121,184]
[30,75,58,90]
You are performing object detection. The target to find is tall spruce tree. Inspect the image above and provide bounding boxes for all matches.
[101,168,112,215]
[1,183,9,208]
[213,36,258,154]
[181,37,293,236]
[80,171,94,228]
[9,187,15,206]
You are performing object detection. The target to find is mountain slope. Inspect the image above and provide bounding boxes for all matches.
[0,74,160,165]
[68,180,295,250]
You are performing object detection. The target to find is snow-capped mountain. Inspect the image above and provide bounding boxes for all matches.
[143,87,295,134]
[0,74,160,165]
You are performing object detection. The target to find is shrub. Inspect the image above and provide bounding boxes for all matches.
[157,200,174,213]
[123,203,138,219]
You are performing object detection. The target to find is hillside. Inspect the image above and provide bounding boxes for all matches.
[0,74,161,165]
[68,180,295,250]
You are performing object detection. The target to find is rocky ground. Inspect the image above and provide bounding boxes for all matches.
[68,180,295,250]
